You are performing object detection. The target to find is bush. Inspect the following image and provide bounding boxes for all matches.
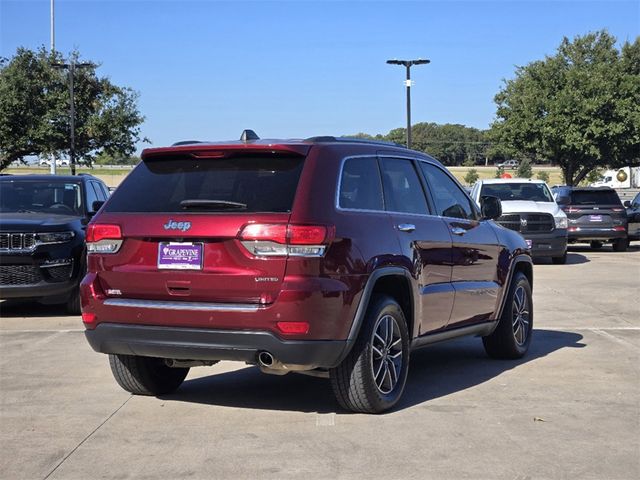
[495,166,505,178]
[517,159,533,178]
[536,170,550,183]
[464,168,479,186]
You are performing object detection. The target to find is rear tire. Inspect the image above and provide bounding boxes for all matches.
[330,295,410,413]
[483,272,533,359]
[612,238,628,252]
[551,252,567,264]
[590,241,603,250]
[109,354,189,395]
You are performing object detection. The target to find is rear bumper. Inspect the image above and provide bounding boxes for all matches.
[568,227,627,242]
[522,229,567,258]
[85,323,349,369]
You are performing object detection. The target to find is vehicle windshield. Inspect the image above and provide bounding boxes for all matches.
[0,180,83,215]
[480,183,554,202]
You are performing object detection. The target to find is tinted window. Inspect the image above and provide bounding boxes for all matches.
[86,182,100,211]
[380,158,429,215]
[0,180,82,215]
[105,154,305,213]
[480,183,554,202]
[419,162,476,220]
[571,190,621,206]
[339,157,383,211]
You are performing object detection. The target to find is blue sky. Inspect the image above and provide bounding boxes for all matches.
[1,0,639,152]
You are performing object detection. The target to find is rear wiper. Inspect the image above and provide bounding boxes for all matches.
[179,199,247,210]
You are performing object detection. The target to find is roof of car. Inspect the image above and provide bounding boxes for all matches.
[0,174,97,183]
[478,178,546,184]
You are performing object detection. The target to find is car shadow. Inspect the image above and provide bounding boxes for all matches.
[534,253,589,265]
[0,300,69,318]
[161,329,584,414]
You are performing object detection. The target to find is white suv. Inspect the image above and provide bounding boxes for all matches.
[470,178,568,264]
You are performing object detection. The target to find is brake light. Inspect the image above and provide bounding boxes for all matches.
[86,224,123,254]
[238,224,334,257]
[565,207,583,214]
[612,208,624,212]
[613,226,626,231]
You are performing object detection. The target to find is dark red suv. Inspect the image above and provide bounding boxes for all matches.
[81,133,533,413]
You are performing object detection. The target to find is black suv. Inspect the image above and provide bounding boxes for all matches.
[551,186,628,251]
[0,174,110,313]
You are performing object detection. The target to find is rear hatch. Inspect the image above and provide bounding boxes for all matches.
[562,189,626,228]
[92,147,308,304]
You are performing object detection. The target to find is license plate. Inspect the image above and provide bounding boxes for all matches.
[590,215,602,222]
[158,242,203,270]
[526,239,532,248]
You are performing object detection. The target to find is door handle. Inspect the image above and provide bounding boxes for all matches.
[450,226,467,236]
[397,224,416,232]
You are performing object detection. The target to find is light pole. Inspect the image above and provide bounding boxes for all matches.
[386,58,430,149]
[52,60,95,175]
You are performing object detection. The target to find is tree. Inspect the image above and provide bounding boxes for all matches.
[491,31,640,185]
[0,47,146,170]
[536,170,550,183]
[464,168,479,185]
[517,158,533,178]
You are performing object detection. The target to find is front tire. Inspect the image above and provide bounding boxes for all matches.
[551,252,567,264]
[109,354,189,396]
[330,296,410,413]
[483,272,533,359]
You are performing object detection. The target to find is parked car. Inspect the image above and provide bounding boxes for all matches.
[38,159,70,167]
[497,159,519,169]
[0,174,110,313]
[81,132,534,413]
[551,186,628,251]
[470,178,568,263]
[624,192,640,242]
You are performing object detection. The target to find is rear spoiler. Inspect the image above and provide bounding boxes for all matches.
[141,143,311,161]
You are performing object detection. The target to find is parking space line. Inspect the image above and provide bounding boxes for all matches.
[42,396,132,480]
[591,329,640,351]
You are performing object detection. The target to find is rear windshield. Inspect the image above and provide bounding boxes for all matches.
[570,190,621,206]
[104,154,305,213]
[480,183,554,202]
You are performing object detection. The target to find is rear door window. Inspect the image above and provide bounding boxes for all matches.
[105,154,305,213]
[571,190,621,206]
[339,157,383,211]
[379,158,429,215]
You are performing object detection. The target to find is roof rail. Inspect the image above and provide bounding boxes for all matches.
[305,136,406,148]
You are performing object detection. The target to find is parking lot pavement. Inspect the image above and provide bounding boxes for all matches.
[1,246,639,480]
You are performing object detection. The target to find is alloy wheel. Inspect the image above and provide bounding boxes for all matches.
[370,314,403,394]
[512,285,530,346]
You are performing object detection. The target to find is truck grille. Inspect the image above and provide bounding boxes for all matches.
[0,233,37,251]
[496,213,554,233]
[0,265,42,285]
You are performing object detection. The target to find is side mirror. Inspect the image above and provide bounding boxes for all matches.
[90,200,105,216]
[623,200,631,208]
[480,195,502,220]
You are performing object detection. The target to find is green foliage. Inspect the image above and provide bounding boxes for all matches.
[585,168,604,185]
[464,168,479,185]
[93,152,140,165]
[536,170,550,183]
[517,158,533,178]
[491,31,640,186]
[0,47,146,170]
[495,166,505,178]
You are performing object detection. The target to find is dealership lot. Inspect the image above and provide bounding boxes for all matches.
[1,246,639,480]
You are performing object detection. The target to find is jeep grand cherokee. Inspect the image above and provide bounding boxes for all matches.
[82,132,533,413]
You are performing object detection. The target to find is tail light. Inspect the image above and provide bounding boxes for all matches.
[86,224,123,254]
[565,206,583,214]
[238,224,335,257]
[612,208,624,212]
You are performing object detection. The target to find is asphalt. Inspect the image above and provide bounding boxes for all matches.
[1,244,639,480]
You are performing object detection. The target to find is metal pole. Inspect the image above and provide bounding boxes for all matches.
[69,62,76,176]
[406,65,411,149]
[50,0,55,52]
